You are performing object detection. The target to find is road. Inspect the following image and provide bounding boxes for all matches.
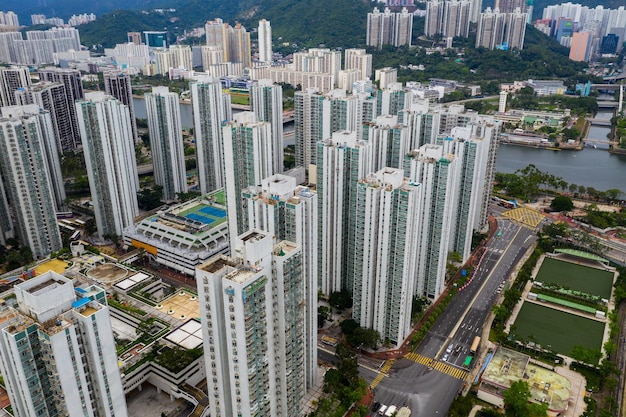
[362,210,537,415]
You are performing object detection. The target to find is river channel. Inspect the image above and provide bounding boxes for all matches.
[133,98,626,192]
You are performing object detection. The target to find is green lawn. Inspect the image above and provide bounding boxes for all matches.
[512,302,605,355]
[535,257,614,299]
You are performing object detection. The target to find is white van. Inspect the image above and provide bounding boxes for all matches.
[378,405,388,415]
[385,405,397,416]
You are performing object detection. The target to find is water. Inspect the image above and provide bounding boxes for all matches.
[496,105,626,192]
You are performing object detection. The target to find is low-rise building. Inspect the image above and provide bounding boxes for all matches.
[477,346,572,414]
[123,190,229,276]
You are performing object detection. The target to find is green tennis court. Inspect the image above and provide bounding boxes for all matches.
[535,257,614,299]
[512,303,605,355]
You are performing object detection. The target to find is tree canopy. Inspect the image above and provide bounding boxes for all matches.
[503,380,548,417]
[550,195,574,212]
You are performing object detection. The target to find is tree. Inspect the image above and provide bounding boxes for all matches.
[137,186,163,211]
[335,344,359,386]
[177,191,201,202]
[503,380,548,417]
[329,289,353,310]
[605,188,623,202]
[84,218,97,237]
[550,195,574,212]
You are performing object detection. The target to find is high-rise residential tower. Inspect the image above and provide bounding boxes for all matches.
[145,86,188,201]
[0,66,31,107]
[196,229,305,417]
[103,71,139,142]
[317,131,374,294]
[405,144,458,299]
[38,67,84,148]
[190,76,232,194]
[15,82,80,152]
[222,112,275,243]
[476,7,506,49]
[350,168,422,346]
[503,7,528,49]
[294,88,330,169]
[258,19,273,62]
[242,174,318,390]
[344,48,373,80]
[0,272,128,417]
[76,92,139,238]
[442,0,472,38]
[0,106,63,259]
[367,7,413,48]
[250,79,283,172]
[205,19,252,67]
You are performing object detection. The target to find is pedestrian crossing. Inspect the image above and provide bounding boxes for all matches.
[502,207,544,228]
[405,352,468,380]
[369,359,395,389]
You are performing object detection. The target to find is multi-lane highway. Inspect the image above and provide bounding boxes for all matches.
[363,214,537,415]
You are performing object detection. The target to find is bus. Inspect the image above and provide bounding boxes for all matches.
[321,335,338,347]
[470,336,481,354]
[463,356,473,368]
[56,211,74,219]
[73,219,86,226]
[70,230,81,241]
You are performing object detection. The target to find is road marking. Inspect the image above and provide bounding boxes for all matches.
[370,359,395,389]
[441,224,524,355]
[405,352,468,380]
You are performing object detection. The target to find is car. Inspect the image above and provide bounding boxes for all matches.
[442,353,449,362]
[372,402,381,412]
[446,343,454,353]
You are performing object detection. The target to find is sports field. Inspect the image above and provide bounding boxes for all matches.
[534,257,613,299]
[177,204,227,227]
[512,303,605,355]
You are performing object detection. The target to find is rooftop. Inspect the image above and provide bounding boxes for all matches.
[481,347,572,412]
[199,255,238,274]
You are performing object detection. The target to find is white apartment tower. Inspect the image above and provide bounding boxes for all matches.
[258,19,272,62]
[145,87,187,201]
[0,272,128,417]
[222,112,275,244]
[443,0,472,38]
[394,7,414,47]
[350,168,421,346]
[317,131,373,294]
[196,229,305,417]
[503,8,528,49]
[0,106,63,259]
[425,0,444,37]
[76,92,139,238]
[242,174,318,390]
[250,79,283,172]
[367,7,413,48]
[15,82,80,152]
[190,75,232,194]
[405,144,458,299]
[294,88,330,169]
[0,66,31,107]
[38,67,84,149]
[205,19,251,67]
[0,180,13,246]
[154,45,193,75]
[476,8,506,49]
[344,48,373,80]
[442,124,497,260]
[103,71,139,142]
[363,114,411,169]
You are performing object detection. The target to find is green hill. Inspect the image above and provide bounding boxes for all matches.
[253,0,371,48]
